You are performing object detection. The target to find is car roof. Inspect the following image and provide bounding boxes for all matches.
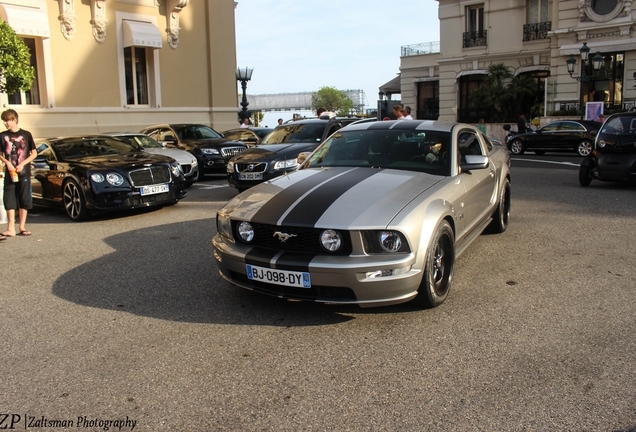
[341,119,463,133]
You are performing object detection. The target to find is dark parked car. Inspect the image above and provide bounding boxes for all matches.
[507,120,602,156]
[579,112,636,186]
[226,116,360,191]
[140,123,248,178]
[221,127,272,146]
[31,135,188,221]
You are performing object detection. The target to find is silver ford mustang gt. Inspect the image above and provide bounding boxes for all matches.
[213,120,511,308]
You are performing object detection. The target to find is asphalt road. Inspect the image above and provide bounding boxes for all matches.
[1,159,635,431]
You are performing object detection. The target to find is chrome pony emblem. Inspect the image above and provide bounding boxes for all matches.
[273,231,297,242]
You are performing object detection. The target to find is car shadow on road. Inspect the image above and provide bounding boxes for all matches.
[49,218,420,326]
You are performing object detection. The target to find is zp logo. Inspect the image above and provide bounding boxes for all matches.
[0,414,21,429]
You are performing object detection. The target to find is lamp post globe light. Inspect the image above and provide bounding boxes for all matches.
[566,42,604,120]
[236,67,254,124]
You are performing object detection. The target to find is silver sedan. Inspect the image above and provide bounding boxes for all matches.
[213,120,511,308]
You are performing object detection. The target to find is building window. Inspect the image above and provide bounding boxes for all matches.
[8,37,40,105]
[417,81,439,120]
[458,74,486,123]
[463,4,487,47]
[527,0,549,23]
[592,0,618,15]
[124,47,149,105]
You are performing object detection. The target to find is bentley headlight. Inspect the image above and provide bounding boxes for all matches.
[90,173,104,183]
[217,213,233,241]
[106,173,125,186]
[237,221,255,242]
[320,229,342,252]
[227,160,235,173]
[201,148,220,155]
[273,158,299,170]
[597,139,606,148]
[379,231,402,253]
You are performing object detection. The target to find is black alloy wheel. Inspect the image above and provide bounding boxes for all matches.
[488,178,511,233]
[413,220,455,308]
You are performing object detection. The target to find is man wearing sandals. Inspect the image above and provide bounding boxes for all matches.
[0,109,37,240]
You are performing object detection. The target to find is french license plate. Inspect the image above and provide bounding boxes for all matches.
[246,264,311,288]
[140,184,169,196]
[238,172,263,181]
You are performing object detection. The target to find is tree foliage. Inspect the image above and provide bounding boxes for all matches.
[469,63,538,122]
[311,86,354,116]
[0,20,35,95]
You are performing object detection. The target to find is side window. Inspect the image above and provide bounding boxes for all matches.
[458,131,483,161]
[36,143,55,160]
[541,123,560,132]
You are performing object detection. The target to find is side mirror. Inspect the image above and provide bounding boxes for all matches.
[460,154,489,172]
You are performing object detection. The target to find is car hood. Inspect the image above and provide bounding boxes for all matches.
[232,143,318,162]
[143,148,195,165]
[220,167,444,229]
[66,152,174,168]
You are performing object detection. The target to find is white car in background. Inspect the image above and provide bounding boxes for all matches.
[105,132,200,185]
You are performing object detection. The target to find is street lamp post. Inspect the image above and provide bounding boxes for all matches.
[236,67,254,124]
[566,42,604,120]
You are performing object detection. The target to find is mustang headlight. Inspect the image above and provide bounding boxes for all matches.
[237,221,255,242]
[217,213,233,242]
[227,160,235,173]
[90,173,104,183]
[380,231,402,253]
[106,173,125,186]
[273,159,299,170]
[320,229,342,252]
[201,148,220,155]
[597,139,606,148]
[362,230,409,254]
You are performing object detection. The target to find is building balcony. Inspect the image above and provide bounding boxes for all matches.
[523,22,551,41]
[401,41,440,57]
[463,30,487,48]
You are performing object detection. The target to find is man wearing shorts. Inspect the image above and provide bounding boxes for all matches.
[0,109,37,240]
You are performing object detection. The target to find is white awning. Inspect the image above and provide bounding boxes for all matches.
[0,3,50,37]
[123,20,162,49]
[379,75,401,95]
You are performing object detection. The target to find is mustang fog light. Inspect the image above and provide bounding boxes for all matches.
[106,173,125,186]
[320,229,342,252]
[90,173,105,183]
[379,231,402,253]
[366,266,411,279]
[237,221,255,242]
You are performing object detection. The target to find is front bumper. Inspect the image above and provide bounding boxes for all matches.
[87,183,187,211]
[212,234,422,307]
[593,153,636,182]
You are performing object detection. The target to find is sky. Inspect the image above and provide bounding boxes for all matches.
[234,0,440,126]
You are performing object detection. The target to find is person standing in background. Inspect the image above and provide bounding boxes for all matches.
[478,118,486,134]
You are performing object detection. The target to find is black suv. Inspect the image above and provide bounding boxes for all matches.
[580,112,636,186]
[226,116,360,191]
[140,123,247,179]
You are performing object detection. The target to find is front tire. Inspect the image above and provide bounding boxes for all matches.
[413,220,455,308]
[578,140,593,157]
[509,139,525,155]
[63,179,88,221]
[488,178,511,233]
[579,165,592,187]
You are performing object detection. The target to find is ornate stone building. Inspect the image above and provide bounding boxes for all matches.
[398,0,635,123]
[0,0,240,137]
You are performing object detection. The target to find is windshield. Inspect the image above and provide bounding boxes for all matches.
[115,135,163,149]
[303,129,451,176]
[174,125,223,140]
[602,116,636,134]
[52,137,138,159]
[260,123,326,145]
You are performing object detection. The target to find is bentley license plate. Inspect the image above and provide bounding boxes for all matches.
[140,184,169,196]
[238,172,263,181]
[246,264,311,288]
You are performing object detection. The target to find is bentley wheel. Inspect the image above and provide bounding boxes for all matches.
[509,139,525,155]
[63,179,88,221]
[413,220,455,308]
[579,165,593,187]
[488,178,511,234]
[578,140,593,157]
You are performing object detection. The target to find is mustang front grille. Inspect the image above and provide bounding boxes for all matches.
[129,166,171,186]
[233,222,353,255]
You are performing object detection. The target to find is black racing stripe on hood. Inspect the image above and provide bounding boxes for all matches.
[251,169,338,224]
[282,168,379,226]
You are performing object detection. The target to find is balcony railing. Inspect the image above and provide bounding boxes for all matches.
[463,30,487,48]
[401,41,440,57]
[523,21,551,41]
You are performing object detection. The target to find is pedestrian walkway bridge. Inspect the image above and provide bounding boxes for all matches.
[242,89,366,113]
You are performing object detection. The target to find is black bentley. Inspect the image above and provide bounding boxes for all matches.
[31,135,188,221]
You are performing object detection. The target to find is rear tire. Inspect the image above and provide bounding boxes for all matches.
[509,139,525,155]
[579,165,592,187]
[412,220,455,308]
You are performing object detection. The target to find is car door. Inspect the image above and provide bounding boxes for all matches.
[457,129,497,230]
[532,122,560,149]
[557,121,585,150]
[31,142,65,203]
